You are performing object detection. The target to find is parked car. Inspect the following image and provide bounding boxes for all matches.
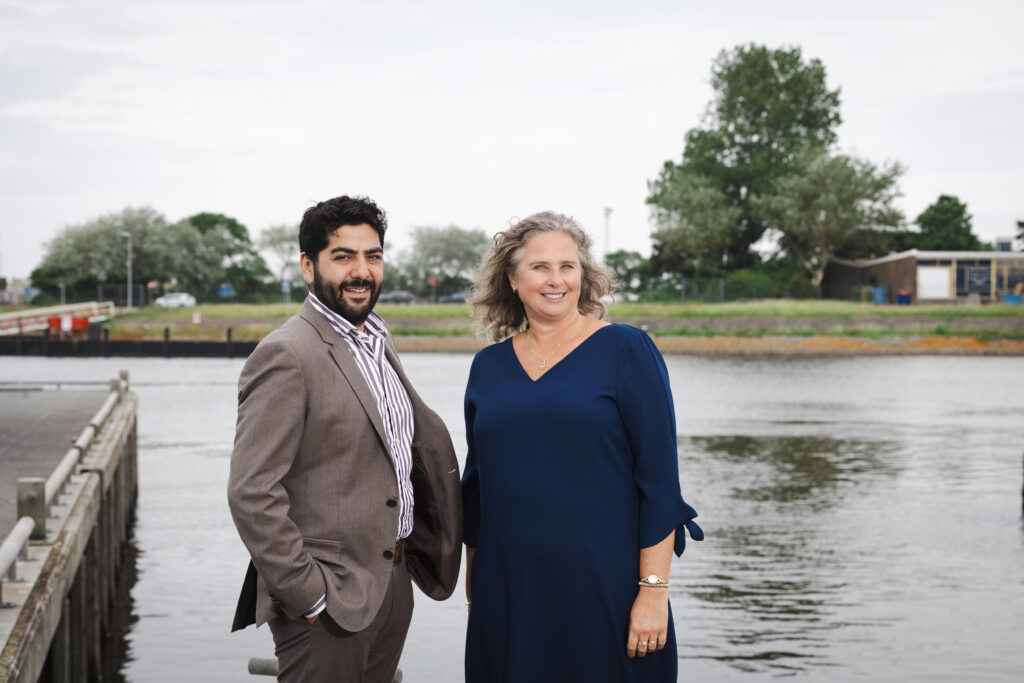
[377,290,418,304]
[154,292,197,309]
[438,290,472,303]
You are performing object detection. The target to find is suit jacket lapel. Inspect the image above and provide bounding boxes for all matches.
[298,298,392,459]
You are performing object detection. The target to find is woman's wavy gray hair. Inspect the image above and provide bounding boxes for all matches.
[470,211,616,342]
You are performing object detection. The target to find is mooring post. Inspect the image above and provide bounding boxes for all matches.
[17,477,47,540]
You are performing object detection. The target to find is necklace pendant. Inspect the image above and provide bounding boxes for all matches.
[539,360,546,369]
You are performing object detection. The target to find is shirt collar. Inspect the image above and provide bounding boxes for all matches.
[307,292,388,342]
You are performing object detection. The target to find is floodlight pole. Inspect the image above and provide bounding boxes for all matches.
[603,207,613,261]
[119,231,133,309]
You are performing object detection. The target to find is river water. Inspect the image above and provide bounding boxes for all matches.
[2,353,1023,681]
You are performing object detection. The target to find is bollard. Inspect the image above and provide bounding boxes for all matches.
[248,658,278,676]
[18,477,47,540]
[120,368,130,390]
[247,658,401,681]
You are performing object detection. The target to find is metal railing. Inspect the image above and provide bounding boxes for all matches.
[0,518,35,604]
[13,370,128,543]
[0,301,116,336]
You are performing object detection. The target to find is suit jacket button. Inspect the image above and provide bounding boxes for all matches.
[383,549,394,560]
[386,499,397,508]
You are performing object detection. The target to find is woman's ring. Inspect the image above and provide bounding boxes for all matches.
[638,641,648,646]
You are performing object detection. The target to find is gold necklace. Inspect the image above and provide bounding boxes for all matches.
[526,316,582,370]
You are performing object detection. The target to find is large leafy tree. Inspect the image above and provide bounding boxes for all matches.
[648,44,842,272]
[31,207,273,302]
[31,207,185,299]
[751,147,904,286]
[648,172,743,277]
[183,212,272,295]
[399,225,489,296]
[604,250,651,295]
[258,223,300,284]
[910,195,983,251]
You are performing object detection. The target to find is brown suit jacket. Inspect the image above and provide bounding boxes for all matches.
[228,298,461,632]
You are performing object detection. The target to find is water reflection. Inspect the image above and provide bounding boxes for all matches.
[694,435,899,506]
[101,532,141,683]
[682,435,902,675]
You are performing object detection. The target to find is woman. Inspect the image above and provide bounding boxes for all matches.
[461,211,702,682]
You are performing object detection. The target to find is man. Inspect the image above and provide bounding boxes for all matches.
[228,195,461,683]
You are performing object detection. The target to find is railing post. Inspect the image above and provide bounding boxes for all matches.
[18,477,47,540]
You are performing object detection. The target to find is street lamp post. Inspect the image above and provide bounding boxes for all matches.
[58,282,66,306]
[119,231,133,309]
[603,207,613,261]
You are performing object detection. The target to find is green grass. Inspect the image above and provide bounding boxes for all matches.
[606,299,1024,319]
[112,302,474,320]
[653,326,1024,340]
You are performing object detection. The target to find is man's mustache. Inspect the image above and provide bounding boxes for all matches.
[338,279,376,291]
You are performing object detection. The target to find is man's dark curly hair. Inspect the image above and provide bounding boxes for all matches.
[298,195,388,258]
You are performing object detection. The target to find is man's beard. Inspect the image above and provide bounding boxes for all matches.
[311,265,381,328]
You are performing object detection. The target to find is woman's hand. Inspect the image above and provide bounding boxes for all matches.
[626,588,669,658]
[629,530,674,658]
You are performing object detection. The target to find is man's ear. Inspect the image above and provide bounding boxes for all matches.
[300,252,315,286]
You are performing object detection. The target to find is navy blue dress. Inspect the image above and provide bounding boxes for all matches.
[462,324,702,683]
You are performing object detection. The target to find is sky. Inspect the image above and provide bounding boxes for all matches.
[1,0,1022,281]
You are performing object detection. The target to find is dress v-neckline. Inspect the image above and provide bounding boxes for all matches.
[509,323,614,383]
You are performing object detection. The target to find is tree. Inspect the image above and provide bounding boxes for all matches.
[648,44,842,272]
[909,195,983,251]
[604,250,651,295]
[832,226,918,261]
[180,212,272,296]
[648,172,743,277]
[31,207,181,300]
[258,223,300,284]
[30,207,273,303]
[399,225,489,296]
[751,147,904,287]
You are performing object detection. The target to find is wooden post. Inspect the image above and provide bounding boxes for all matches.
[17,477,47,540]
[226,327,233,357]
[163,327,170,357]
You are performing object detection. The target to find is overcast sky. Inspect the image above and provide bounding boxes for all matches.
[1,0,1021,281]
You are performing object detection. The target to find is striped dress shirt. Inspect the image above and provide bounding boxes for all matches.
[307,293,415,541]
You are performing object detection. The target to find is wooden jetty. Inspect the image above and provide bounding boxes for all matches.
[0,372,138,682]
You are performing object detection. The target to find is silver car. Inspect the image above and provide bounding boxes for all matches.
[154,292,197,309]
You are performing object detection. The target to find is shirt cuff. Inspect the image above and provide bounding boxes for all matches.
[304,593,326,619]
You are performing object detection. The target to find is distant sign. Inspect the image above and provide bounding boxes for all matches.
[967,267,990,290]
[217,284,236,298]
[281,280,291,293]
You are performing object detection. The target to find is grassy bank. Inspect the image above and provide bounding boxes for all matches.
[111,298,1024,320]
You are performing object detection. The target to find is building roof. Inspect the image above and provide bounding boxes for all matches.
[833,249,1024,268]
